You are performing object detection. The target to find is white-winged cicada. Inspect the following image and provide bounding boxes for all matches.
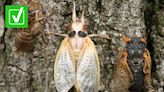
[114,35,153,92]
[54,2,100,92]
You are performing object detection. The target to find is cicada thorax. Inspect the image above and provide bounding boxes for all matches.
[68,37,88,71]
[15,0,43,52]
[114,35,152,92]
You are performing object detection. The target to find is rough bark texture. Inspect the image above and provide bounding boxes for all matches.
[0,0,163,92]
[145,0,164,91]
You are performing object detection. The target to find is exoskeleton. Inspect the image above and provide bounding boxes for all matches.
[114,35,153,92]
[15,0,43,52]
[54,2,100,92]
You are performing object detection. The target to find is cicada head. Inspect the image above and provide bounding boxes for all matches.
[71,2,88,32]
[122,35,147,59]
[28,0,42,24]
[27,0,43,35]
[68,2,88,52]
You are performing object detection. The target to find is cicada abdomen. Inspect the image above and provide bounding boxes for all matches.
[114,35,153,92]
[54,2,100,92]
[15,0,43,52]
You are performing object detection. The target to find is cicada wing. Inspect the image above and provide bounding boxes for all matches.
[54,37,75,92]
[114,61,131,92]
[77,37,100,92]
[143,49,151,74]
[143,49,153,91]
[114,51,132,92]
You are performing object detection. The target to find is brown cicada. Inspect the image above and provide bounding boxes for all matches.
[15,0,46,52]
[114,35,153,92]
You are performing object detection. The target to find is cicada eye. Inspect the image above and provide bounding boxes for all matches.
[68,31,76,37]
[78,31,87,37]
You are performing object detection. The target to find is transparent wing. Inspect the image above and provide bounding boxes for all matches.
[77,38,100,92]
[54,38,75,92]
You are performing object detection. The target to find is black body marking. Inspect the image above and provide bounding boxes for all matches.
[126,38,145,58]
[126,38,147,92]
[68,31,76,37]
[128,59,147,92]
[78,31,87,37]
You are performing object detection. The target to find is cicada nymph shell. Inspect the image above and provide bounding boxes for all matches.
[54,2,100,92]
[114,35,153,92]
[15,0,43,52]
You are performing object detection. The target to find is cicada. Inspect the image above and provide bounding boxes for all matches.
[114,35,153,92]
[54,2,100,92]
[15,0,44,52]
